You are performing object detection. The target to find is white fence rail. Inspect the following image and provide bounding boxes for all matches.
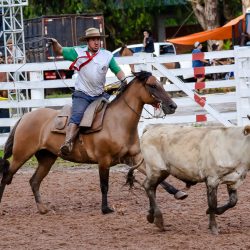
[1,46,250,147]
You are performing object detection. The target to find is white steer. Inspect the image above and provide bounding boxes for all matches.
[138,124,250,234]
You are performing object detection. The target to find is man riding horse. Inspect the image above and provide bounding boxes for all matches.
[50,27,128,156]
[48,27,187,202]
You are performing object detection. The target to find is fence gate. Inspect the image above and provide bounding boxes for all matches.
[153,62,234,127]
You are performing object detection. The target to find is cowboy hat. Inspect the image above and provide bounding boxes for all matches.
[194,41,201,48]
[79,27,108,42]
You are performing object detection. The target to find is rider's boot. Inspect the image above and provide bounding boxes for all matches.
[60,123,79,156]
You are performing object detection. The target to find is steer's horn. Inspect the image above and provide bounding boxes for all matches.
[247,115,250,120]
[243,125,250,135]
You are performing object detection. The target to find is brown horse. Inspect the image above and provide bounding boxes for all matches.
[0,71,177,214]
[119,45,180,74]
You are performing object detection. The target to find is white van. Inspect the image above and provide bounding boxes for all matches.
[111,42,193,80]
[107,42,177,78]
[112,42,176,57]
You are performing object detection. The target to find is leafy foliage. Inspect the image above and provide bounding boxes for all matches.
[24,0,86,17]
[23,0,245,50]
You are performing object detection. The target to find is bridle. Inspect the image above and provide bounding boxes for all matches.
[122,76,162,118]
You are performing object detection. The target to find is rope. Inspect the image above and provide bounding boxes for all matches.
[49,48,75,92]
[3,38,134,96]
[2,38,163,121]
[170,10,194,39]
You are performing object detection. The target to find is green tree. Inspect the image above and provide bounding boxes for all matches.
[24,0,85,18]
[189,0,243,49]
[82,0,168,48]
[189,0,242,30]
[23,0,245,50]
[24,0,168,49]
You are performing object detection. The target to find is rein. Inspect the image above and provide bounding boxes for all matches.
[122,96,160,119]
[122,96,141,118]
[121,76,163,119]
[142,103,165,119]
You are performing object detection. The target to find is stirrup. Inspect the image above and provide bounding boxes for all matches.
[60,142,73,156]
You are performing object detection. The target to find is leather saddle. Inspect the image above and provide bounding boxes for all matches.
[51,97,109,134]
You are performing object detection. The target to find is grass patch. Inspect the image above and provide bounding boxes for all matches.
[0,150,82,168]
[24,157,83,169]
[46,93,72,99]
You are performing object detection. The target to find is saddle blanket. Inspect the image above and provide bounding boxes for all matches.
[51,97,109,134]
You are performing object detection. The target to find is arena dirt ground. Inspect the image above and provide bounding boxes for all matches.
[0,163,249,250]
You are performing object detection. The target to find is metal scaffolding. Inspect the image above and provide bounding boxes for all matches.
[0,0,28,116]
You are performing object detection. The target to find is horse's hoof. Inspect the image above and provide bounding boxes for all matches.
[206,208,210,214]
[174,190,188,200]
[154,217,165,231]
[37,203,49,214]
[147,213,154,223]
[102,207,114,214]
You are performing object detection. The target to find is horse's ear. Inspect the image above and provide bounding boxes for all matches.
[132,71,139,77]
[133,71,152,78]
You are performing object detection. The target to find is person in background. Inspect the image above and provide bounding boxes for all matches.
[210,42,221,80]
[192,41,209,83]
[0,55,10,133]
[143,30,155,53]
[6,39,23,64]
[0,52,4,64]
[211,42,219,52]
[240,32,250,46]
[50,27,127,156]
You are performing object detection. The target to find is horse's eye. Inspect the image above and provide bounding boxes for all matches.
[150,85,156,88]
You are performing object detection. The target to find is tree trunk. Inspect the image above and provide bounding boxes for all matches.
[190,0,219,30]
[205,0,219,30]
[190,0,219,50]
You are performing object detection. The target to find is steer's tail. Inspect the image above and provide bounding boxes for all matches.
[126,155,144,189]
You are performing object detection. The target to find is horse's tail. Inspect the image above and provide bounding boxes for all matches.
[3,118,21,160]
[0,157,10,178]
[0,119,20,200]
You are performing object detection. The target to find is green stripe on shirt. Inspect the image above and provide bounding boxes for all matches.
[62,47,79,61]
[62,46,121,75]
[109,57,121,75]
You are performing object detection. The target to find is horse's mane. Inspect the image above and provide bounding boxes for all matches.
[134,71,152,81]
[119,46,134,56]
[110,71,152,103]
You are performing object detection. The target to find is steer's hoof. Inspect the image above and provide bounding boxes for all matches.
[37,203,49,214]
[102,206,114,214]
[154,217,165,231]
[174,190,188,200]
